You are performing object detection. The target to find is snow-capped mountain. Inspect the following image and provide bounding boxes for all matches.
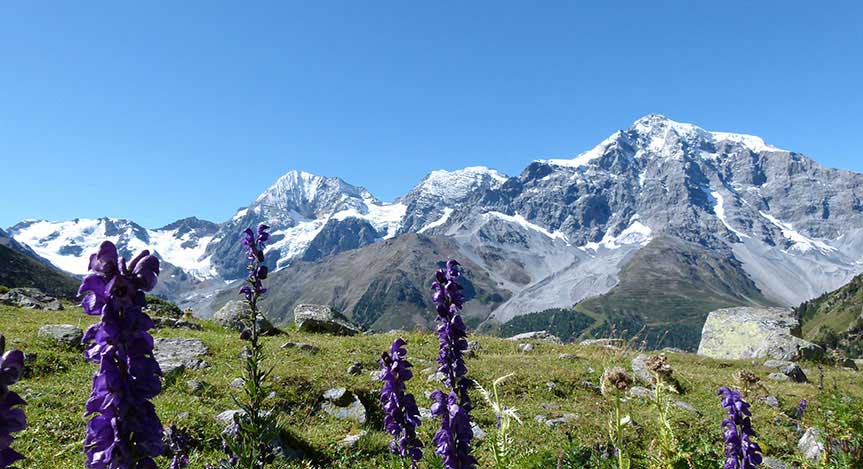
[204,170,406,280]
[8,114,863,349]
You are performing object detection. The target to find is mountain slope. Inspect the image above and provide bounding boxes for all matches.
[796,273,863,357]
[205,233,511,331]
[0,244,79,298]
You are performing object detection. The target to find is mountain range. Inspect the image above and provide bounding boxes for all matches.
[6,114,863,349]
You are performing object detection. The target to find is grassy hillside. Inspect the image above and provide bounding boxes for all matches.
[3,303,861,468]
[797,273,863,357]
[0,244,79,298]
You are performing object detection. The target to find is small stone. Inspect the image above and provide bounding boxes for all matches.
[231,377,245,389]
[323,387,348,402]
[674,401,700,415]
[518,343,534,352]
[580,380,601,395]
[347,362,363,375]
[369,370,382,381]
[37,325,83,347]
[470,422,487,440]
[545,413,576,427]
[545,381,556,391]
[534,415,548,424]
[467,340,481,352]
[427,372,446,383]
[761,456,788,469]
[783,363,808,383]
[798,427,825,462]
[280,342,320,353]
[839,358,857,370]
[757,395,780,408]
[558,353,577,360]
[187,380,204,393]
[540,403,560,410]
[338,431,367,448]
[768,372,789,382]
[628,386,655,400]
[215,409,244,424]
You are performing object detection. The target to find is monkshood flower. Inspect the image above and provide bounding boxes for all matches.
[430,260,475,469]
[165,425,191,469]
[794,399,807,420]
[78,241,164,468]
[0,335,26,468]
[239,224,270,303]
[718,387,763,469]
[379,338,423,467]
[431,260,470,405]
[430,390,477,469]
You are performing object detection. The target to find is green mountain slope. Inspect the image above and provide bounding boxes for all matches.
[0,244,79,298]
[796,273,863,357]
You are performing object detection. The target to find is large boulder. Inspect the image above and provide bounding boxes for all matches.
[697,307,823,361]
[37,324,83,347]
[154,338,209,375]
[0,288,62,311]
[213,300,275,335]
[293,304,360,336]
[320,387,366,423]
[506,331,563,345]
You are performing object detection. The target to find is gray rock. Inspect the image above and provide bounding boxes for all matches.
[761,456,788,469]
[534,415,548,424]
[187,380,204,393]
[506,331,563,345]
[427,372,445,383]
[783,363,808,383]
[580,380,602,394]
[579,338,625,349]
[37,324,82,346]
[757,396,780,408]
[347,362,363,375]
[661,347,686,354]
[215,409,244,424]
[471,422,487,440]
[154,338,209,375]
[231,377,245,389]
[0,288,62,311]
[338,431,367,448]
[540,403,560,410]
[630,354,653,386]
[321,388,366,424]
[798,427,825,462]
[763,359,795,369]
[418,407,433,421]
[839,358,858,370]
[768,372,789,382]
[545,413,577,427]
[674,401,700,415]
[697,307,823,361]
[558,353,577,360]
[369,370,382,381]
[518,343,534,352]
[151,316,202,330]
[545,381,557,391]
[628,386,655,400]
[280,342,320,353]
[213,300,275,334]
[293,304,360,336]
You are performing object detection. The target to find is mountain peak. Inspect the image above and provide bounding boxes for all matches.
[410,166,508,203]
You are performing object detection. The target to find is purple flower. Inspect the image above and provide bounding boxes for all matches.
[165,425,191,469]
[718,387,762,469]
[0,335,26,468]
[794,399,807,420]
[379,338,423,466]
[430,390,476,469]
[239,224,270,304]
[79,241,164,468]
[430,259,475,469]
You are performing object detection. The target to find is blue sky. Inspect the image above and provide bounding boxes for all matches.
[1,1,861,228]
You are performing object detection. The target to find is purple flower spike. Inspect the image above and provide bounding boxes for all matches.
[79,241,164,468]
[430,259,475,469]
[379,338,423,466]
[0,335,26,468]
[718,387,762,469]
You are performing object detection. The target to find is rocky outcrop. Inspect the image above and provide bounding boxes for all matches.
[213,300,276,334]
[0,288,63,311]
[37,324,83,346]
[293,304,360,336]
[154,338,209,375]
[697,307,823,361]
[506,331,563,344]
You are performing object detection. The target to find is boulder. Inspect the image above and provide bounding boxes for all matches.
[579,338,625,349]
[506,331,563,345]
[697,307,823,361]
[783,363,808,383]
[0,288,62,311]
[151,317,202,331]
[280,342,320,354]
[338,431,367,448]
[154,338,209,375]
[213,300,275,334]
[798,427,825,462]
[630,354,653,386]
[293,304,360,336]
[37,324,83,347]
[320,388,366,424]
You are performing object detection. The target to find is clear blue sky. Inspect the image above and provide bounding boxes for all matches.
[1,1,861,229]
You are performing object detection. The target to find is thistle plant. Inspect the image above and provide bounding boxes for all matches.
[379,338,423,468]
[0,335,26,468]
[78,241,164,468]
[645,355,686,468]
[718,387,763,469]
[224,224,279,468]
[475,373,522,469]
[601,367,632,469]
[430,259,476,469]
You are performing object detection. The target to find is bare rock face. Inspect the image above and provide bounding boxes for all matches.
[293,304,360,336]
[697,307,823,361]
[1,288,63,311]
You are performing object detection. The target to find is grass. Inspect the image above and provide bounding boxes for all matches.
[3,302,862,468]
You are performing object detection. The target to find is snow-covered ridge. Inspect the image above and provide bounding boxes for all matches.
[411,166,508,202]
[7,218,218,278]
[486,211,569,242]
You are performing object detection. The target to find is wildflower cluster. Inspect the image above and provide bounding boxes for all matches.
[78,241,164,468]
[718,387,762,469]
[379,338,423,467]
[430,259,476,469]
[0,335,26,468]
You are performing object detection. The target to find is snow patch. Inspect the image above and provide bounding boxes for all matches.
[539,131,620,169]
[486,211,568,242]
[579,219,653,251]
[711,191,750,240]
[759,211,837,254]
[418,207,454,234]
